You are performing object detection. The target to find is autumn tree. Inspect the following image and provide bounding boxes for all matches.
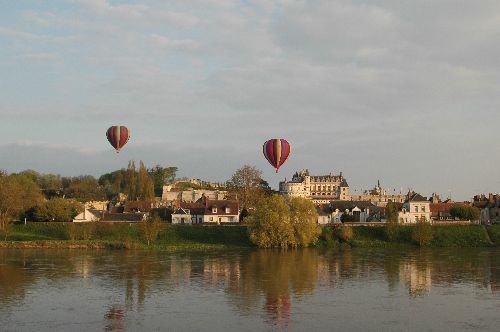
[247,196,320,248]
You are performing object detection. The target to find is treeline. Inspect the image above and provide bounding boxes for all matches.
[0,163,177,230]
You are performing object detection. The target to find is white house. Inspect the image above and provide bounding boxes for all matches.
[172,208,192,224]
[398,193,431,224]
[73,209,102,223]
[172,197,240,224]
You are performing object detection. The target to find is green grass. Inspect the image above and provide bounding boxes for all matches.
[317,224,494,248]
[486,225,500,246]
[3,223,497,250]
[430,225,492,247]
[4,223,252,250]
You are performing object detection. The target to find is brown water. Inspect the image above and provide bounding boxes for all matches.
[1,248,499,331]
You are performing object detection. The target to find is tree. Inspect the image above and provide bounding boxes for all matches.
[63,175,106,202]
[137,161,155,201]
[17,170,62,199]
[31,198,83,222]
[246,195,320,248]
[226,165,267,212]
[142,213,163,246]
[148,165,177,196]
[247,195,294,248]
[450,206,480,221]
[0,174,43,238]
[125,161,138,200]
[412,219,433,247]
[288,197,321,246]
[384,201,400,241]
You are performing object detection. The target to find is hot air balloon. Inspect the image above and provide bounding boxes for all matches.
[263,139,290,173]
[106,126,130,153]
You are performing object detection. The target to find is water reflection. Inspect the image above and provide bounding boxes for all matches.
[1,248,500,331]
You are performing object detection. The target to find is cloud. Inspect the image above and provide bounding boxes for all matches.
[1,0,500,200]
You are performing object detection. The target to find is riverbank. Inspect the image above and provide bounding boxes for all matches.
[1,223,252,250]
[1,223,499,249]
[319,224,499,248]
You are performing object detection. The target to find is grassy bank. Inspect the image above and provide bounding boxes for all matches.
[2,223,499,250]
[319,224,497,248]
[2,223,252,250]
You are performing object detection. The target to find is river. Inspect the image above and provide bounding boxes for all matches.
[1,248,499,331]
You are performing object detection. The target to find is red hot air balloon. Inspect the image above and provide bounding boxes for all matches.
[263,139,290,173]
[106,126,130,153]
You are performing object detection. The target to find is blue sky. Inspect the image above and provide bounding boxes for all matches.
[1,0,500,200]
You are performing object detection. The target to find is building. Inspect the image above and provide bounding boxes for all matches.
[398,193,431,224]
[348,180,406,207]
[329,201,382,223]
[73,209,103,222]
[474,194,500,224]
[279,169,349,204]
[161,186,227,203]
[172,197,240,224]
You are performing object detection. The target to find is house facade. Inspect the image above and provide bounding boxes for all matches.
[172,197,240,224]
[398,193,431,224]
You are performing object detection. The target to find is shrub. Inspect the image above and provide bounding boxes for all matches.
[412,221,433,246]
[335,226,353,242]
[142,214,162,245]
[385,221,400,242]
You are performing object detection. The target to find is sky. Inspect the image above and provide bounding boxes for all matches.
[1,0,499,200]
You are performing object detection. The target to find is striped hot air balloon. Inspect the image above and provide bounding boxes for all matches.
[106,126,130,153]
[263,139,290,173]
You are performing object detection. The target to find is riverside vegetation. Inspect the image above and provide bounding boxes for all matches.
[1,219,499,250]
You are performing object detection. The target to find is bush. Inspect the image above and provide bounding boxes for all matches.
[335,226,353,242]
[412,221,433,246]
[385,221,400,242]
[142,214,162,245]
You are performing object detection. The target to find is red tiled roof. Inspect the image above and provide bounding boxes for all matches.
[430,202,467,214]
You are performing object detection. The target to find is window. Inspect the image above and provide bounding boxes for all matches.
[421,206,426,212]
[212,207,217,213]
[198,217,202,223]
[218,217,222,223]
[209,217,213,221]
[414,206,419,213]
[225,207,231,214]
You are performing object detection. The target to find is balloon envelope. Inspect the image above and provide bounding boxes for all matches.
[263,139,290,173]
[106,126,130,153]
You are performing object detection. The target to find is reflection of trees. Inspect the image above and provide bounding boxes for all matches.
[227,249,320,330]
[2,246,500,331]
